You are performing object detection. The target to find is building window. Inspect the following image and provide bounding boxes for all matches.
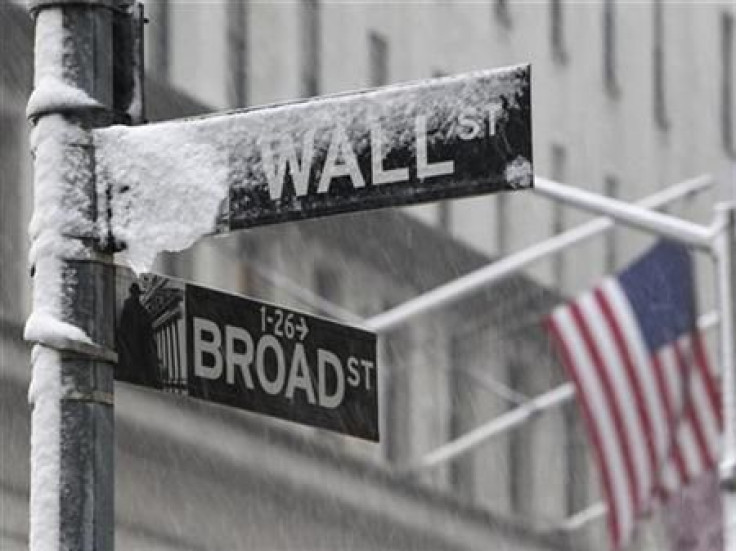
[564,402,588,515]
[495,0,511,27]
[369,31,389,87]
[227,1,248,107]
[301,0,321,97]
[604,176,620,272]
[551,144,567,287]
[653,0,668,130]
[448,335,476,500]
[507,359,529,513]
[722,12,734,156]
[603,0,619,96]
[550,0,567,64]
[383,327,413,465]
[314,265,340,313]
[154,0,170,80]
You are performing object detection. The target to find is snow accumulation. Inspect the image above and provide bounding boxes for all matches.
[504,156,533,189]
[27,346,61,551]
[27,114,94,349]
[25,7,117,549]
[94,124,230,273]
[26,76,102,120]
[26,111,96,551]
[94,64,530,272]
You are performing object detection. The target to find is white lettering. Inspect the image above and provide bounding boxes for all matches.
[193,317,222,380]
[488,104,503,137]
[256,334,286,395]
[285,343,316,404]
[416,115,454,179]
[261,130,315,200]
[371,123,409,185]
[360,360,375,390]
[318,349,345,409]
[225,325,254,388]
[457,109,481,141]
[317,125,366,193]
[347,356,360,387]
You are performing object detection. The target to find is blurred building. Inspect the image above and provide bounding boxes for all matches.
[145,0,735,290]
[1,1,734,550]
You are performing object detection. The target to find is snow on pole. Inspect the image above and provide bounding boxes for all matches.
[26,0,120,549]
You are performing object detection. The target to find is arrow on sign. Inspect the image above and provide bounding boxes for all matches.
[297,316,309,341]
[113,267,378,441]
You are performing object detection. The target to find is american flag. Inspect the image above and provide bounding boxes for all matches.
[545,241,722,549]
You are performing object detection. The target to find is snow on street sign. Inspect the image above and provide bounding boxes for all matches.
[114,268,378,441]
[94,64,532,268]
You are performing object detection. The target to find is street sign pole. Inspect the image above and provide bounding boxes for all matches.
[714,204,736,548]
[25,1,134,548]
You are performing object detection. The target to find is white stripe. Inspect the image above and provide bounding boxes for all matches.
[676,417,707,478]
[601,280,671,466]
[690,371,722,462]
[658,344,703,478]
[657,343,685,414]
[678,333,721,465]
[553,306,634,541]
[653,345,688,487]
[578,292,652,507]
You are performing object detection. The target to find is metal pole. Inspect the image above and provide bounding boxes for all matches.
[366,174,713,333]
[26,1,123,549]
[407,310,719,476]
[534,177,714,250]
[409,383,576,473]
[713,204,736,550]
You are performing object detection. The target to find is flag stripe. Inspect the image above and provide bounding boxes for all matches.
[594,286,659,497]
[692,332,723,430]
[563,303,636,537]
[647,347,692,488]
[689,371,721,463]
[672,341,713,471]
[659,343,701,485]
[543,242,722,551]
[545,315,623,548]
[582,291,652,509]
[600,280,671,465]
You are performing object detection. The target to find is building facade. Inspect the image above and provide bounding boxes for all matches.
[146,0,735,291]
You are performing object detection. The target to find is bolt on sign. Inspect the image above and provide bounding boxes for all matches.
[95,64,532,236]
[113,268,378,441]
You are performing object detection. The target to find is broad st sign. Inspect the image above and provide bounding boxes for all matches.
[113,269,378,440]
[96,64,532,233]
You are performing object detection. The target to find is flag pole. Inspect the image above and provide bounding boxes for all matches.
[713,203,736,549]
[367,175,713,333]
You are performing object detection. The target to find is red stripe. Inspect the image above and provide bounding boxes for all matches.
[684,403,716,471]
[594,287,659,498]
[673,341,715,471]
[545,315,622,549]
[569,302,641,517]
[650,354,689,486]
[691,331,723,430]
